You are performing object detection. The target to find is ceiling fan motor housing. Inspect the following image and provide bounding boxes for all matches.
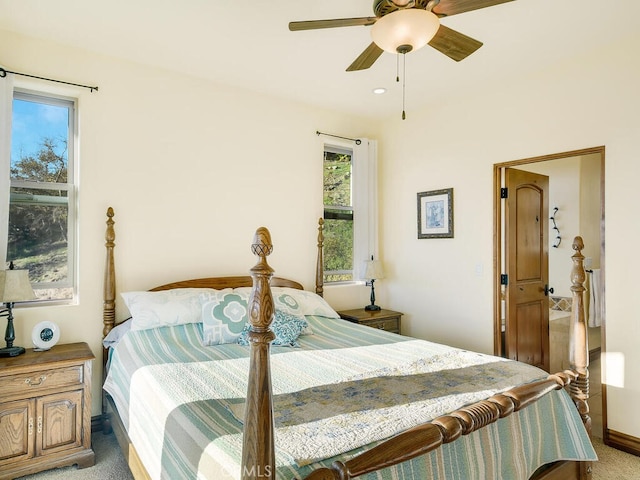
[374,0,434,17]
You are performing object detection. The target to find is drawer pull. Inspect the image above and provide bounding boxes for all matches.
[25,375,47,386]
[37,416,42,434]
[28,417,34,435]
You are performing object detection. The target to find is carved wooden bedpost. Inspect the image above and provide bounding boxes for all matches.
[242,227,276,480]
[316,218,324,298]
[102,207,116,433]
[103,207,116,344]
[569,236,591,437]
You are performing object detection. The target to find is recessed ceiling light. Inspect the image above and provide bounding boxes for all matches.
[372,87,386,95]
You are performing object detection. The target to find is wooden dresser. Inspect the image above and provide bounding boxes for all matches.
[338,308,403,334]
[0,342,95,479]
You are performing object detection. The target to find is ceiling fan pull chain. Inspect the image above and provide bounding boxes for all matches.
[402,52,407,120]
[396,53,400,83]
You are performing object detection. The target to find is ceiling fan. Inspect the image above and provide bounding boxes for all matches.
[289,0,515,71]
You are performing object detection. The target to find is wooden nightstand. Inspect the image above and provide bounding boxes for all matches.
[338,308,403,334]
[0,342,95,479]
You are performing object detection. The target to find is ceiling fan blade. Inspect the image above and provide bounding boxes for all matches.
[428,24,483,61]
[432,0,515,17]
[346,42,384,72]
[289,17,377,31]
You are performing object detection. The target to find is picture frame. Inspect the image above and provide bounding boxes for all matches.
[417,188,454,239]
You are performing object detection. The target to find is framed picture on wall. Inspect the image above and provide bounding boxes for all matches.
[417,188,454,239]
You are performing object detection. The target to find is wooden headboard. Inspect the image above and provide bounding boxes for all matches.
[149,276,303,292]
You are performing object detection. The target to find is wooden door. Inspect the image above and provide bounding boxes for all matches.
[504,168,550,372]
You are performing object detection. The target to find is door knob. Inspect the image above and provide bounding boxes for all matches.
[544,284,554,296]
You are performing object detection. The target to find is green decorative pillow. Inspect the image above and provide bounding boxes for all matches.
[202,291,250,345]
[237,310,308,348]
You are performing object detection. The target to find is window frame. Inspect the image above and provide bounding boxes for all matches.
[3,88,78,305]
[323,144,355,282]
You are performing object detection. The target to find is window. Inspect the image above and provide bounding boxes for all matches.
[2,90,77,302]
[323,146,354,282]
[322,139,378,284]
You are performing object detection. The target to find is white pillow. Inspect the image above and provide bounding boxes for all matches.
[233,286,339,318]
[271,287,340,318]
[233,287,340,318]
[122,288,220,331]
[102,320,132,348]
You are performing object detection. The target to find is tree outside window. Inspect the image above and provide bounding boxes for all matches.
[323,147,354,283]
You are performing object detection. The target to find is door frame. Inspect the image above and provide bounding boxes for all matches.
[493,145,606,424]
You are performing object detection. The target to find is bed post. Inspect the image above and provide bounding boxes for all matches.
[569,237,591,434]
[103,207,116,348]
[569,236,593,480]
[242,227,276,480]
[102,207,116,433]
[316,218,324,297]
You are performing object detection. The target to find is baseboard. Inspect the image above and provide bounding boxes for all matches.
[91,414,108,433]
[605,428,640,456]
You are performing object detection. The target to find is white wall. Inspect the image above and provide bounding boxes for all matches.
[0,30,379,415]
[379,34,640,438]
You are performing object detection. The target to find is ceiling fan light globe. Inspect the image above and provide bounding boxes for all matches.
[371,9,440,54]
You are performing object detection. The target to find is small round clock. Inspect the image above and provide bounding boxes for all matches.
[32,321,60,351]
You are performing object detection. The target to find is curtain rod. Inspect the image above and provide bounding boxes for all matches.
[316,130,361,145]
[0,67,98,92]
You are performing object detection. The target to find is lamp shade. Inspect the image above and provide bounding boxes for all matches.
[371,9,440,54]
[0,269,37,303]
[363,259,385,281]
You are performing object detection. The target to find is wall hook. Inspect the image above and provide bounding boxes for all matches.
[549,207,561,248]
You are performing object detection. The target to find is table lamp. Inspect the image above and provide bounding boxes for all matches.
[0,262,37,357]
[363,256,384,311]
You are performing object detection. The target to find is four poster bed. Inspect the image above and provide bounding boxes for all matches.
[101,207,596,480]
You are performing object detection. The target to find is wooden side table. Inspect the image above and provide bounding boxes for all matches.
[338,308,403,334]
[0,342,95,479]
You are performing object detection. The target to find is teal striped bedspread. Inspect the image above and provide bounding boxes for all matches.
[103,316,596,479]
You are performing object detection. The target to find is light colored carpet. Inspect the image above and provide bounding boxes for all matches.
[16,432,640,479]
[592,436,640,479]
[17,432,133,480]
